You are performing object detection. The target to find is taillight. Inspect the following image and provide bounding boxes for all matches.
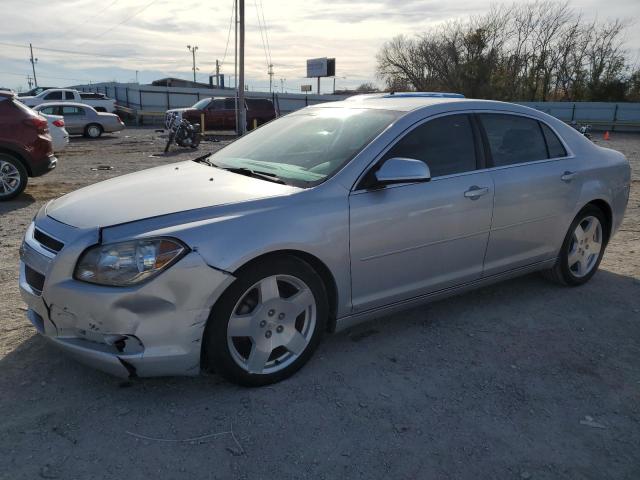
[53,119,65,127]
[23,116,49,132]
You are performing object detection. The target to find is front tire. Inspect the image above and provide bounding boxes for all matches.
[203,256,328,387]
[0,153,28,201]
[545,205,607,286]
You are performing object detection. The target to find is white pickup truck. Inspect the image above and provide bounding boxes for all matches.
[19,88,116,113]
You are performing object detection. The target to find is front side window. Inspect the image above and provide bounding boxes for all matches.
[44,91,63,100]
[209,108,399,186]
[382,114,477,178]
[480,114,548,167]
[210,99,225,110]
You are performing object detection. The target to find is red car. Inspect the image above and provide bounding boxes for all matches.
[0,91,56,200]
[165,97,276,131]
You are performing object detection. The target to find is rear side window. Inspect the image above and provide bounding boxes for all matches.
[480,114,548,167]
[383,114,477,178]
[44,91,63,100]
[246,99,273,110]
[62,106,82,115]
[540,123,567,158]
[64,91,75,100]
[39,106,57,115]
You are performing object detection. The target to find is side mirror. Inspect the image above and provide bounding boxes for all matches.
[374,157,431,185]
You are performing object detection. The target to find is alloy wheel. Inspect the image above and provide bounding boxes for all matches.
[567,215,602,278]
[226,274,316,375]
[0,159,21,196]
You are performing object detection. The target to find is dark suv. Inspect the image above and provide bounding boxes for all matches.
[165,97,276,131]
[0,92,56,200]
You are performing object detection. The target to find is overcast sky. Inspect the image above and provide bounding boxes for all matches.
[1,0,638,93]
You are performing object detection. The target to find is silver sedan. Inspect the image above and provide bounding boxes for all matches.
[33,102,125,138]
[19,94,630,386]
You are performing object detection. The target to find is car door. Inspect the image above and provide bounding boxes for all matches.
[479,113,583,276]
[205,99,225,130]
[61,106,87,135]
[222,98,237,130]
[349,113,494,312]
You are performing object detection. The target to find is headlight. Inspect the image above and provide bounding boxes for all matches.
[74,238,187,286]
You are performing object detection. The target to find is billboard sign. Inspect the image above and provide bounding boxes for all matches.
[301,84,312,92]
[306,58,335,78]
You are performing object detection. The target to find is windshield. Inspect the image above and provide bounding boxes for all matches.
[192,98,211,109]
[208,107,399,187]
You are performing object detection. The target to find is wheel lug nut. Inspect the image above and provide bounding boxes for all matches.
[259,320,266,328]
[265,330,272,338]
[276,325,284,333]
[268,309,275,317]
[278,313,285,320]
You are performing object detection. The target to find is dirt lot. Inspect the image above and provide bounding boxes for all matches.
[1,128,639,479]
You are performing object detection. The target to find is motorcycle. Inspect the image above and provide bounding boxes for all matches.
[164,112,202,153]
[570,121,592,140]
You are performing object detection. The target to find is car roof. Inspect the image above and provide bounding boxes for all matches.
[312,93,537,115]
[36,101,95,109]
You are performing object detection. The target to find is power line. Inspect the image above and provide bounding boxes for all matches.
[76,0,161,45]
[59,0,121,37]
[258,0,273,65]
[219,0,236,69]
[0,41,190,66]
[254,0,270,71]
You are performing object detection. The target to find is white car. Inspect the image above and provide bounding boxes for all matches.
[39,113,69,152]
[19,88,116,113]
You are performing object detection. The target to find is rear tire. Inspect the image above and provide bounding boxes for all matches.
[545,205,607,286]
[84,124,103,138]
[0,153,28,201]
[203,256,328,387]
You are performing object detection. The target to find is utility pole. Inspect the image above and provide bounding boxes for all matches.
[268,63,274,92]
[280,78,285,93]
[215,59,220,87]
[135,70,139,83]
[317,77,320,95]
[29,43,38,88]
[234,0,239,133]
[238,0,246,135]
[187,45,198,83]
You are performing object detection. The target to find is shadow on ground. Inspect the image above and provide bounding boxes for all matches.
[1,269,639,479]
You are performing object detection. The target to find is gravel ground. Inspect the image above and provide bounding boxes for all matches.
[0,128,639,480]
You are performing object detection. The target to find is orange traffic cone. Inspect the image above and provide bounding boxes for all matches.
[604,131,610,140]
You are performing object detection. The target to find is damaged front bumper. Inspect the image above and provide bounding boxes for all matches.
[19,213,234,378]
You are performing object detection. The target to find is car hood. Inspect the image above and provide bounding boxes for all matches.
[166,108,191,114]
[46,160,301,228]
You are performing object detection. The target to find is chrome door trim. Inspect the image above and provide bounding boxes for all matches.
[350,108,575,194]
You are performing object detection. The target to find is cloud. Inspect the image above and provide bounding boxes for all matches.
[1,0,638,92]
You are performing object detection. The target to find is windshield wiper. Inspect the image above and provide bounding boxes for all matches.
[195,157,287,185]
[222,167,286,184]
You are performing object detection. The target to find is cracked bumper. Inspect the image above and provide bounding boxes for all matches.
[19,217,234,378]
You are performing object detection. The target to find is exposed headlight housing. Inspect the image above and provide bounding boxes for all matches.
[74,238,187,286]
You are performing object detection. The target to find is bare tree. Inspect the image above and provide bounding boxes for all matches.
[375,1,632,101]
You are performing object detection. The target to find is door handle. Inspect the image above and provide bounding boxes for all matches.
[464,186,489,200]
[561,171,576,182]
